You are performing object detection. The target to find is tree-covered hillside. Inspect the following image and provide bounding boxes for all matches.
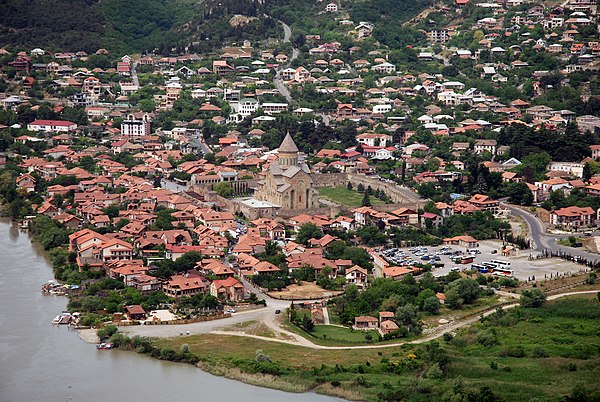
[0,0,107,52]
[0,0,277,54]
[350,0,432,47]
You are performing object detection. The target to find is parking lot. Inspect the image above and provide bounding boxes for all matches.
[377,240,585,281]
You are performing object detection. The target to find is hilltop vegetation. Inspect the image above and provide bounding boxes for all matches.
[0,0,197,53]
[0,0,278,54]
[0,0,432,53]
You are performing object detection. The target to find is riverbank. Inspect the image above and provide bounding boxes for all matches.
[77,328,100,344]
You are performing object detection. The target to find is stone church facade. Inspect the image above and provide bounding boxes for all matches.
[254,133,319,210]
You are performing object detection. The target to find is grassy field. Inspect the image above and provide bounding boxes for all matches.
[150,297,600,401]
[319,187,383,207]
[312,325,377,343]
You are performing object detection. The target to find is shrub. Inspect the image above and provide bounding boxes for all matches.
[585,272,596,285]
[451,337,467,348]
[476,329,498,347]
[331,380,341,387]
[568,362,577,371]
[80,313,102,327]
[443,332,454,343]
[520,289,547,308]
[159,348,176,361]
[424,363,443,380]
[507,346,526,358]
[490,361,498,370]
[532,346,548,358]
[97,324,118,340]
[180,344,190,354]
[255,349,272,363]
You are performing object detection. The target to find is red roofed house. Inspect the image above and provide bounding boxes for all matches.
[27,120,77,133]
[164,273,209,298]
[252,260,281,275]
[353,316,379,330]
[379,320,399,336]
[125,305,146,320]
[345,265,368,289]
[210,277,246,301]
[590,145,600,161]
[98,239,134,263]
[468,194,500,214]
[16,174,36,193]
[443,235,479,248]
[383,266,416,280]
[550,206,595,228]
[391,208,419,225]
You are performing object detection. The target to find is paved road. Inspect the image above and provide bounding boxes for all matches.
[272,19,299,104]
[506,204,600,263]
[280,20,299,61]
[131,62,140,87]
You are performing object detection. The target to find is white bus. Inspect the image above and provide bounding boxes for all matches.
[493,268,514,277]
[471,263,488,273]
[491,259,511,268]
[482,262,498,269]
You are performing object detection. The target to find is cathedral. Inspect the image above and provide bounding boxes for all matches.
[254,133,319,210]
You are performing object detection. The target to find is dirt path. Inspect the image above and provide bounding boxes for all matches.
[206,290,599,350]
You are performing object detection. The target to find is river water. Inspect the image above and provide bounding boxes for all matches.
[0,221,339,402]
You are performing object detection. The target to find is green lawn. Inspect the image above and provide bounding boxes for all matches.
[318,186,383,207]
[312,325,377,343]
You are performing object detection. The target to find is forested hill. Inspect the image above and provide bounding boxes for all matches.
[268,0,432,48]
[0,0,276,54]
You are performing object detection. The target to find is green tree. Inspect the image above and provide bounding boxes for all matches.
[361,192,372,207]
[394,303,420,334]
[520,289,547,308]
[423,296,440,314]
[355,225,387,246]
[444,278,480,308]
[296,223,323,246]
[139,98,156,112]
[302,315,314,332]
[214,182,234,198]
[505,181,534,206]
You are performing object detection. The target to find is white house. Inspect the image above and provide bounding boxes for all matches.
[121,114,152,137]
[371,62,396,74]
[546,162,584,178]
[232,98,260,116]
[27,120,77,133]
[325,2,338,12]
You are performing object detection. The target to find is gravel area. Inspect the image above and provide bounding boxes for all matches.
[379,240,584,281]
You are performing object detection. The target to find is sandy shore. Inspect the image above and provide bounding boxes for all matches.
[77,328,99,344]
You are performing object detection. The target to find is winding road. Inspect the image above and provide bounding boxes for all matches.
[271,19,332,125]
[121,290,600,350]
[272,20,298,104]
[505,204,600,263]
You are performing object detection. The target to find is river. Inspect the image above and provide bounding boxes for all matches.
[0,221,339,402]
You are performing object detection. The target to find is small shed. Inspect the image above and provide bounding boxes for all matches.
[125,305,147,320]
